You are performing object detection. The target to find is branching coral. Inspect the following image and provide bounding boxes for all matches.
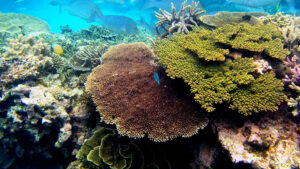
[155,1,205,38]
[212,23,288,60]
[68,43,108,72]
[214,112,300,169]
[86,42,208,142]
[154,25,286,115]
[75,127,144,169]
[283,55,300,85]
[259,13,300,50]
[0,35,53,86]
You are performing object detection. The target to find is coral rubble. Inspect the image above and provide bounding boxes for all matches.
[86,42,208,142]
[214,112,300,169]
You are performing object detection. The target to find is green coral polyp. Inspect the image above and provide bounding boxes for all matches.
[212,23,288,60]
[154,23,287,115]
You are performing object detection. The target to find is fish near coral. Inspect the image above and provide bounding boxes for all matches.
[153,72,160,85]
[50,0,103,22]
[94,15,138,34]
[50,0,138,34]
[86,42,208,142]
[52,44,63,55]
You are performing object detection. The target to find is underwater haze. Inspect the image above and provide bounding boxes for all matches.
[0,0,300,169]
[0,0,299,32]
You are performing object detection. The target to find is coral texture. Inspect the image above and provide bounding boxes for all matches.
[86,42,208,142]
[199,11,267,28]
[154,25,286,114]
[259,13,300,50]
[212,23,288,60]
[75,127,144,169]
[155,1,205,38]
[68,43,108,71]
[215,112,300,169]
[0,12,49,37]
[0,35,53,86]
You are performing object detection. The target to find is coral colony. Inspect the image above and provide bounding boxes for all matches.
[0,1,299,169]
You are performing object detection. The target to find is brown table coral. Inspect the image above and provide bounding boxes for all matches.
[86,42,208,142]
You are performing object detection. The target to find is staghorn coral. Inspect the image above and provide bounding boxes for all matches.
[68,43,108,72]
[74,127,144,169]
[214,112,300,169]
[154,26,286,115]
[0,35,53,86]
[155,1,205,38]
[86,42,208,142]
[283,55,300,85]
[282,55,300,116]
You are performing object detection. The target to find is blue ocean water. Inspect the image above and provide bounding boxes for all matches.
[0,0,298,33]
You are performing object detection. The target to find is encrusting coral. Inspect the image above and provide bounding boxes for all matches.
[74,127,144,169]
[155,1,205,38]
[214,111,300,169]
[154,23,286,115]
[86,42,208,142]
[0,35,53,86]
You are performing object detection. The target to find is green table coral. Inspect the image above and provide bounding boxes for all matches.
[154,24,287,115]
[212,23,288,60]
[76,127,144,169]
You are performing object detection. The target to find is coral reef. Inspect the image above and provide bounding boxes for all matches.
[283,55,300,85]
[86,42,208,142]
[68,43,108,72]
[259,13,300,50]
[155,1,205,38]
[199,11,267,28]
[1,79,82,147]
[284,82,300,116]
[60,25,73,34]
[214,112,300,169]
[282,55,300,116]
[0,35,53,86]
[74,127,144,169]
[212,23,288,60]
[0,12,49,38]
[154,24,286,114]
[66,25,153,46]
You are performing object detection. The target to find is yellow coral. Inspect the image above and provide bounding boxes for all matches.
[154,24,286,114]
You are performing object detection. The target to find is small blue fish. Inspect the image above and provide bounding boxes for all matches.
[153,72,160,85]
